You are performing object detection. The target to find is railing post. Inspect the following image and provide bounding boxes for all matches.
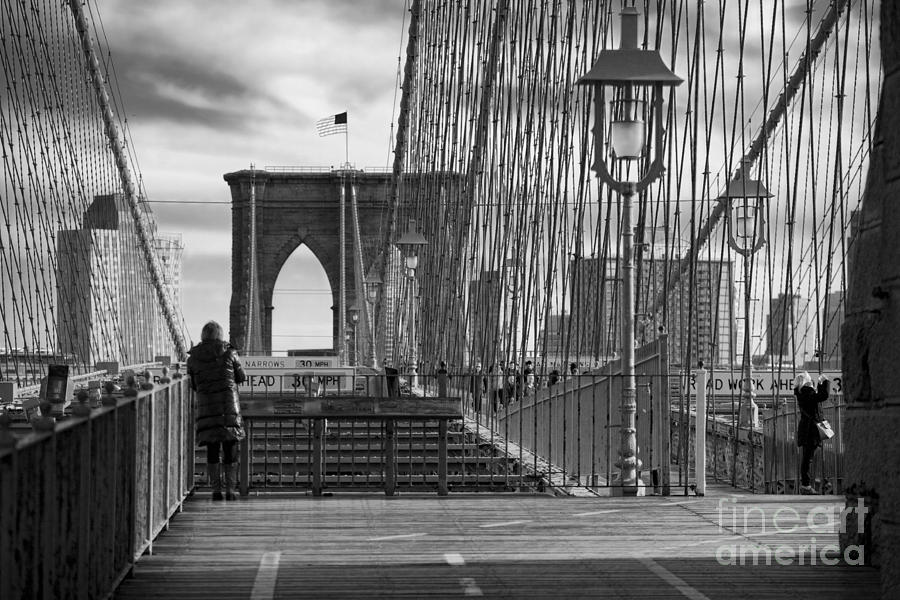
[384,419,396,496]
[438,418,448,496]
[695,366,707,496]
[146,393,155,555]
[240,424,251,497]
[312,419,324,496]
[164,387,171,522]
[77,416,92,599]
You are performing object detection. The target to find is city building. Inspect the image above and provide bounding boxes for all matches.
[56,194,183,368]
[563,254,735,369]
[765,292,812,366]
[467,266,510,369]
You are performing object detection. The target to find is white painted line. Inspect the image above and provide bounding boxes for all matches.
[669,500,704,506]
[479,520,531,528]
[639,557,711,600]
[250,551,281,600]
[367,532,429,541]
[445,552,465,566]
[460,577,483,596]
[572,509,622,517]
[683,535,741,547]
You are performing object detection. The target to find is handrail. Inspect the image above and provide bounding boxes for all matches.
[264,165,336,173]
[0,378,194,599]
[10,361,168,400]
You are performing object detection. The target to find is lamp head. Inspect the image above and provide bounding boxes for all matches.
[719,161,773,256]
[365,272,383,303]
[576,5,681,185]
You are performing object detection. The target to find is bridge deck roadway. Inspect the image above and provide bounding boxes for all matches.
[113,485,878,599]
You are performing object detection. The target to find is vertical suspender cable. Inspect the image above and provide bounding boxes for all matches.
[339,171,347,365]
[247,165,258,352]
[651,0,851,319]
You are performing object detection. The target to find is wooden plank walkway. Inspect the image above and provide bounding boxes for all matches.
[113,485,879,599]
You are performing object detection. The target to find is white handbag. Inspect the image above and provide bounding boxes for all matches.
[816,419,835,440]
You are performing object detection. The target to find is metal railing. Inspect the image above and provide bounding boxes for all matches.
[763,396,845,494]
[430,340,672,494]
[229,373,464,495]
[0,377,193,600]
[668,380,846,494]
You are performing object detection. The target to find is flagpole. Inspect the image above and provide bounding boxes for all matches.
[345,115,349,167]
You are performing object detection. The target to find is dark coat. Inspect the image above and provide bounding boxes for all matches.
[187,340,246,445]
[795,379,830,448]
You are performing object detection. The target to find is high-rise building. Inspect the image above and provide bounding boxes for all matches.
[56,194,183,367]
[564,255,735,368]
[467,266,511,368]
[819,290,844,367]
[765,292,810,366]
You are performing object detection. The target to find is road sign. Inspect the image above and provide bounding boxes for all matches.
[683,370,843,397]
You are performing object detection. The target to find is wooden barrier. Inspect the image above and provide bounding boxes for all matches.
[0,378,194,600]
[238,396,463,497]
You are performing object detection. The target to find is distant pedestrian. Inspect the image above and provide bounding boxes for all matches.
[524,360,535,395]
[548,369,560,387]
[437,360,449,397]
[470,362,487,413]
[187,321,246,501]
[506,361,520,402]
[488,364,504,411]
[794,371,830,495]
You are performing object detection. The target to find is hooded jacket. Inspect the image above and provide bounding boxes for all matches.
[794,378,830,448]
[187,339,246,444]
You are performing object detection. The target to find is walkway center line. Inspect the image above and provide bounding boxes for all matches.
[368,532,429,541]
[638,557,711,600]
[572,509,622,517]
[250,551,281,600]
[479,520,531,528]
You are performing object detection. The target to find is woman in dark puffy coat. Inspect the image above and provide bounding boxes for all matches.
[187,321,246,501]
[794,371,830,495]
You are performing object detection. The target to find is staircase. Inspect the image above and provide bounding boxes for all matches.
[195,418,529,494]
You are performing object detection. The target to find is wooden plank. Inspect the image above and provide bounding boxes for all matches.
[112,489,880,599]
[437,419,448,496]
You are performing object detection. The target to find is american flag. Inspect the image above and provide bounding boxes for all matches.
[316,112,348,137]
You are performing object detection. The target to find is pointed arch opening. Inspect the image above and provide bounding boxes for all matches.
[270,244,333,356]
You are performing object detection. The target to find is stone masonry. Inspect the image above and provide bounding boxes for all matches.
[224,169,391,354]
[840,3,900,596]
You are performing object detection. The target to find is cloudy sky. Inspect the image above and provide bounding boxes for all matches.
[90,0,873,358]
[97,0,409,351]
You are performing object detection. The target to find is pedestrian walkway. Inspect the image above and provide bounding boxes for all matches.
[113,485,878,599]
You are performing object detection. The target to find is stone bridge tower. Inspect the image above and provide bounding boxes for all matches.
[841,2,900,595]
[225,169,393,356]
[224,168,466,364]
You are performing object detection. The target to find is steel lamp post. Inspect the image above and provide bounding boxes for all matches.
[349,303,360,366]
[576,2,682,495]
[395,219,427,387]
[365,272,382,369]
[721,163,771,429]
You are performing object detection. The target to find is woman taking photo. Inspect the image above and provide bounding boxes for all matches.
[794,371,830,495]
